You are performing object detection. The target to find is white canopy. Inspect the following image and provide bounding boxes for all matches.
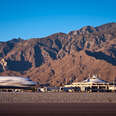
[82,75,107,84]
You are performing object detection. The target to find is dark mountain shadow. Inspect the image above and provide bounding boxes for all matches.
[55,39,62,50]
[7,60,32,72]
[75,46,82,51]
[0,64,4,72]
[44,48,57,60]
[109,46,116,57]
[7,52,32,72]
[34,45,44,67]
[85,50,116,66]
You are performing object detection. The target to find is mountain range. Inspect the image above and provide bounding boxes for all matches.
[0,22,116,86]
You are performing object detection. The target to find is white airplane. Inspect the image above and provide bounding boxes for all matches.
[0,76,36,88]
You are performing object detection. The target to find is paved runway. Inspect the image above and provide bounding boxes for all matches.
[0,103,116,116]
[1,92,116,103]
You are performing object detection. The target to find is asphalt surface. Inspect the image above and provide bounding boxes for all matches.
[0,103,116,116]
[1,92,116,103]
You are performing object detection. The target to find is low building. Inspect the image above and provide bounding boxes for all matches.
[64,75,114,92]
[109,85,116,91]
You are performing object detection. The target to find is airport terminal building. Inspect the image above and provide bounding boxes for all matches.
[64,75,116,92]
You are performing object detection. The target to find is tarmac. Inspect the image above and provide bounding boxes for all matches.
[0,92,116,116]
[0,103,116,116]
[0,92,116,103]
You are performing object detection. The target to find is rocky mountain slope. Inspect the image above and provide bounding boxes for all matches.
[0,22,116,86]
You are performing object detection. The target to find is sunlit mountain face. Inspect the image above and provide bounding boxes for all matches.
[0,23,116,86]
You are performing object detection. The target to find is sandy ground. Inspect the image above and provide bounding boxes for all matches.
[0,103,116,116]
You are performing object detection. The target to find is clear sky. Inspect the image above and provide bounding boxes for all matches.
[0,0,116,41]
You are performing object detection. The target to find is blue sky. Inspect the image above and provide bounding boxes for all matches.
[0,0,116,41]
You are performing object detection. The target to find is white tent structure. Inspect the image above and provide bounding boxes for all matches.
[64,75,110,92]
[82,75,107,83]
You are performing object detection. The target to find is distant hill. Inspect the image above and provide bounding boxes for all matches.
[0,22,116,86]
